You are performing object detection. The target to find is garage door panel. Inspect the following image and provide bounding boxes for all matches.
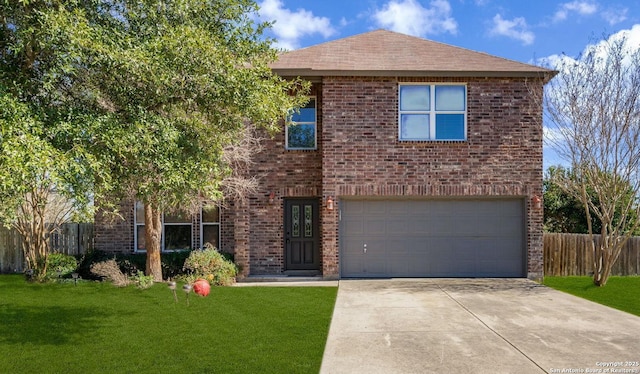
[407,218,429,233]
[428,218,458,235]
[343,200,365,216]
[362,201,387,214]
[341,253,363,276]
[498,217,524,235]
[470,219,502,236]
[343,219,364,235]
[363,218,386,234]
[341,199,525,278]
[387,219,409,235]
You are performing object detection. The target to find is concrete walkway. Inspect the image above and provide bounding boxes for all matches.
[320,279,640,374]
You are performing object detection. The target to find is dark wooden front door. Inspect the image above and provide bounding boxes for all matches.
[284,198,320,270]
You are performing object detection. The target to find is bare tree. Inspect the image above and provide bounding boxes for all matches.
[542,34,640,286]
[220,124,264,203]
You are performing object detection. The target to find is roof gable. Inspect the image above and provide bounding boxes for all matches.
[270,29,555,80]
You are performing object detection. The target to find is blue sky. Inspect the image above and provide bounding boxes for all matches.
[255,0,640,169]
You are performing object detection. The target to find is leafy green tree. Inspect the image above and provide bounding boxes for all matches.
[2,0,308,281]
[67,0,308,280]
[0,1,96,280]
[543,166,589,233]
[543,166,639,235]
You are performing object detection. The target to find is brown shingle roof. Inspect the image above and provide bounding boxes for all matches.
[270,29,555,80]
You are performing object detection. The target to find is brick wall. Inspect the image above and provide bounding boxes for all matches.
[320,76,544,279]
[94,201,135,253]
[244,84,323,274]
[94,76,545,280]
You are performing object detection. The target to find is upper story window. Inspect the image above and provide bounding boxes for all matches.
[286,98,317,150]
[399,84,467,141]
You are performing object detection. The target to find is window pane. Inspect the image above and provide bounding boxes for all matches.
[304,205,313,238]
[164,225,191,250]
[292,205,300,238]
[435,85,465,111]
[400,114,429,140]
[400,85,430,111]
[164,211,190,223]
[290,99,316,122]
[135,201,145,223]
[287,124,316,149]
[136,225,146,251]
[202,204,219,223]
[202,225,220,249]
[291,109,315,123]
[436,114,465,140]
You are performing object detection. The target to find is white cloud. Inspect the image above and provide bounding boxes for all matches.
[372,0,458,37]
[258,0,336,50]
[602,7,628,25]
[489,14,534,45]
[585,24,640,64]
[537,25,640,73]
[553,1,597,22]
[536,53,573,70]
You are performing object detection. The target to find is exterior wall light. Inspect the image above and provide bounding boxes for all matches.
[532,195,542,210]
[326,196,334,211]
[269,191,275,204]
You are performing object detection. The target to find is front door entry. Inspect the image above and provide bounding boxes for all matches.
[284,198,320,270]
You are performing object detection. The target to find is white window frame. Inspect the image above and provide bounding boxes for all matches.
[134,202,193,252]
[134,201,146,252]
[286,97,317,150]
[398,83,467,141]
[200,204,221,249]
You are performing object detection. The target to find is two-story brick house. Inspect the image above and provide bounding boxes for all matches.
[95,30,555,280]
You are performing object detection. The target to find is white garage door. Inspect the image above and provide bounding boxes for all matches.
[340,199,525,277]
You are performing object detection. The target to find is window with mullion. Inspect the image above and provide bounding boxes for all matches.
[134,202,192,251]
[286,98,317,150]
[399,84,466,141]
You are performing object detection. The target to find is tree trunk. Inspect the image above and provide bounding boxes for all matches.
[15,187,52,281]
[144,203,163,281]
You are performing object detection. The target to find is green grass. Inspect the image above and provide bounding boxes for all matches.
[544,276,640,317]
[0,275,337,374]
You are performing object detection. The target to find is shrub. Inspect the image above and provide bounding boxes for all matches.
[76,250,115,280]
[180,244,237,286]
[131,270,155,289]
[44,253,78,281]
[90,259,130,287]
[161,250,191,279]
[77,249,190,280]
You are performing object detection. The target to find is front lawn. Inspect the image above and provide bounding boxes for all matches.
[0,275,337,373]
[543,276,640,317]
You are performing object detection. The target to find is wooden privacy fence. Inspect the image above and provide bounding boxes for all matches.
[4,227,640,275]
[544,233,640,276]
[0,223,94,273]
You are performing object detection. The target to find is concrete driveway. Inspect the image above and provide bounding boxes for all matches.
[320,279,640,374]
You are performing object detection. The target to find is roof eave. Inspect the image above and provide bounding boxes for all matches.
[272,68,558,83]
